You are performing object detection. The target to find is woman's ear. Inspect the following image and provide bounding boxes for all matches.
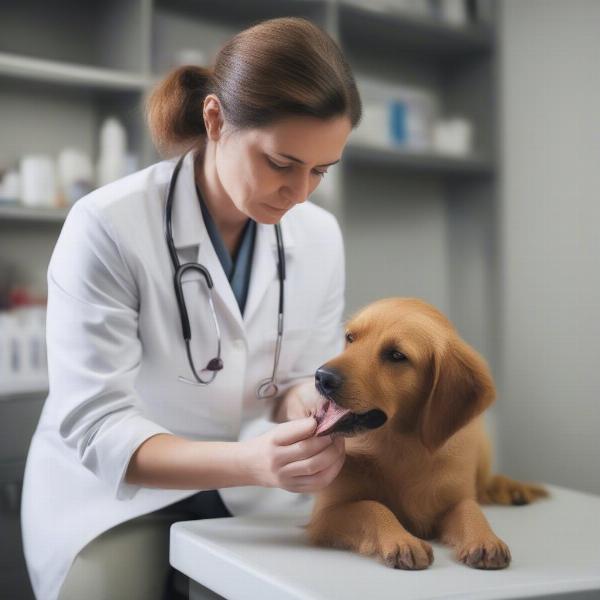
[418,336,495,453]
[203,94,225,141]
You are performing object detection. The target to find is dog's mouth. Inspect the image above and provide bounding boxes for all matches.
[313,398,387,437]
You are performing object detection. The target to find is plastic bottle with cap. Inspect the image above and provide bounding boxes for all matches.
[0,312,11,391]
[97,117,128,187]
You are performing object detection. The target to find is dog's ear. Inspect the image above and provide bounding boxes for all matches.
[419,336,495,453]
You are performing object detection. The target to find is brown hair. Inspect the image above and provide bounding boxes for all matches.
[145,17,362,158]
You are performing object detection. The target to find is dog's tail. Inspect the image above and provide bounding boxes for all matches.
[475,426,550,505]
[477,473,550,505]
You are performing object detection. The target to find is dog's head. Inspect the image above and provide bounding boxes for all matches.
[313,297,496,453]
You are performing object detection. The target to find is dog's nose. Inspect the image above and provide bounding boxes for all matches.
[315,366,344,396]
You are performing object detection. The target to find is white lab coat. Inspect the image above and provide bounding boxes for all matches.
[21,148,346,600]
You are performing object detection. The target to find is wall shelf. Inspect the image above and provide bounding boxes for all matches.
[343,143,494,177]
[154,0,326,25]
[0,384,48,402]
[0,52,152,92]
[339,0,494,59]
[0,204,70,224]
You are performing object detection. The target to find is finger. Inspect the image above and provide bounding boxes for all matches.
[286,402,313,421]
[291,451,345,489]
[272,417,317,446]
[276,434,333,465]
[279,440,340,478]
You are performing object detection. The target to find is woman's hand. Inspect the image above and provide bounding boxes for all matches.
[283,380,325,421]
[241,417,346,494]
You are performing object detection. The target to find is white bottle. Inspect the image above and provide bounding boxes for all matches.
[0,310,24,393]
[0,312,10,392]
[0,169,21,204]
[4,306,47,393]
[25,307,43,380]
[97,117,128,187]
[35,305,48,381]
[57,148,94,206]
[13,307,28,389]
[20,154,57,207]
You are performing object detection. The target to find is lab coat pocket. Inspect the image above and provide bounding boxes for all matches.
[137,341,232,438]
[175,379,230,428]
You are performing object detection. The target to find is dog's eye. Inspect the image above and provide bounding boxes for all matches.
[388,350,407,362]
[345,332,355,343]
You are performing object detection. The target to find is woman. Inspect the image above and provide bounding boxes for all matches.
[21,16,362,600]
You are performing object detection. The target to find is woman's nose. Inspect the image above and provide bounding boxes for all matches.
[283,173,311,204]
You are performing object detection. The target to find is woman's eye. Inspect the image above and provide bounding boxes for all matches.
[268,159,290,171]
[267,158,327,178]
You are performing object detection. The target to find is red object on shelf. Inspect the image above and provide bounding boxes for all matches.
[9,287,32,307]
[7,286,46,308]
[8,286,48,309]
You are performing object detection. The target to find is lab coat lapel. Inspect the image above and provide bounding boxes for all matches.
[170,149,244,335]
[243,217,295,327]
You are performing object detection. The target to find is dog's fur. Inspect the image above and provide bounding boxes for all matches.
[307,297,549,570]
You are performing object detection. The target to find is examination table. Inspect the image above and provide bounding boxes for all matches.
[170,483,600,600]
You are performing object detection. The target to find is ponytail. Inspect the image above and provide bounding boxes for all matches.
[145,65,212,158]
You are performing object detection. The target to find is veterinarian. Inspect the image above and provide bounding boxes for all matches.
[21,17,362,600]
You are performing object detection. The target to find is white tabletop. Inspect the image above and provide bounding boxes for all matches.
[170,483,600,600]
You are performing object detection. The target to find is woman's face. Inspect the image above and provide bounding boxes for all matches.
[210,102,352,224]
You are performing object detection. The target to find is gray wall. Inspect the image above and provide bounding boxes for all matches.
[498,0,600,495]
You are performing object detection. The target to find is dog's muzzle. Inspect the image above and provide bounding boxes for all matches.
[314,366,387,437]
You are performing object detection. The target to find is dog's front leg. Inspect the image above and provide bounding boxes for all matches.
[307,500,434,570]
[438,497,511,569]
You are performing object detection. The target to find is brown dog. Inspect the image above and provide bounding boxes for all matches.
[307,297,549,570]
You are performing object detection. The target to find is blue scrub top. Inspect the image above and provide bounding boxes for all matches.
[196,185,256,316]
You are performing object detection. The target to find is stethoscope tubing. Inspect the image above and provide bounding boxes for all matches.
[164,152,285,398]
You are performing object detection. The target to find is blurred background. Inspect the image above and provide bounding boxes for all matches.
[1,0,599,597]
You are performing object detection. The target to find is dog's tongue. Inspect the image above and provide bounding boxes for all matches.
[314,400,352,436]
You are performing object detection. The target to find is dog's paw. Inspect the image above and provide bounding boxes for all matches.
[378,535,434,570]
[457,536,511,569]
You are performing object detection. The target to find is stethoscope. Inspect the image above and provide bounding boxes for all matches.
[164,152,286,399]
